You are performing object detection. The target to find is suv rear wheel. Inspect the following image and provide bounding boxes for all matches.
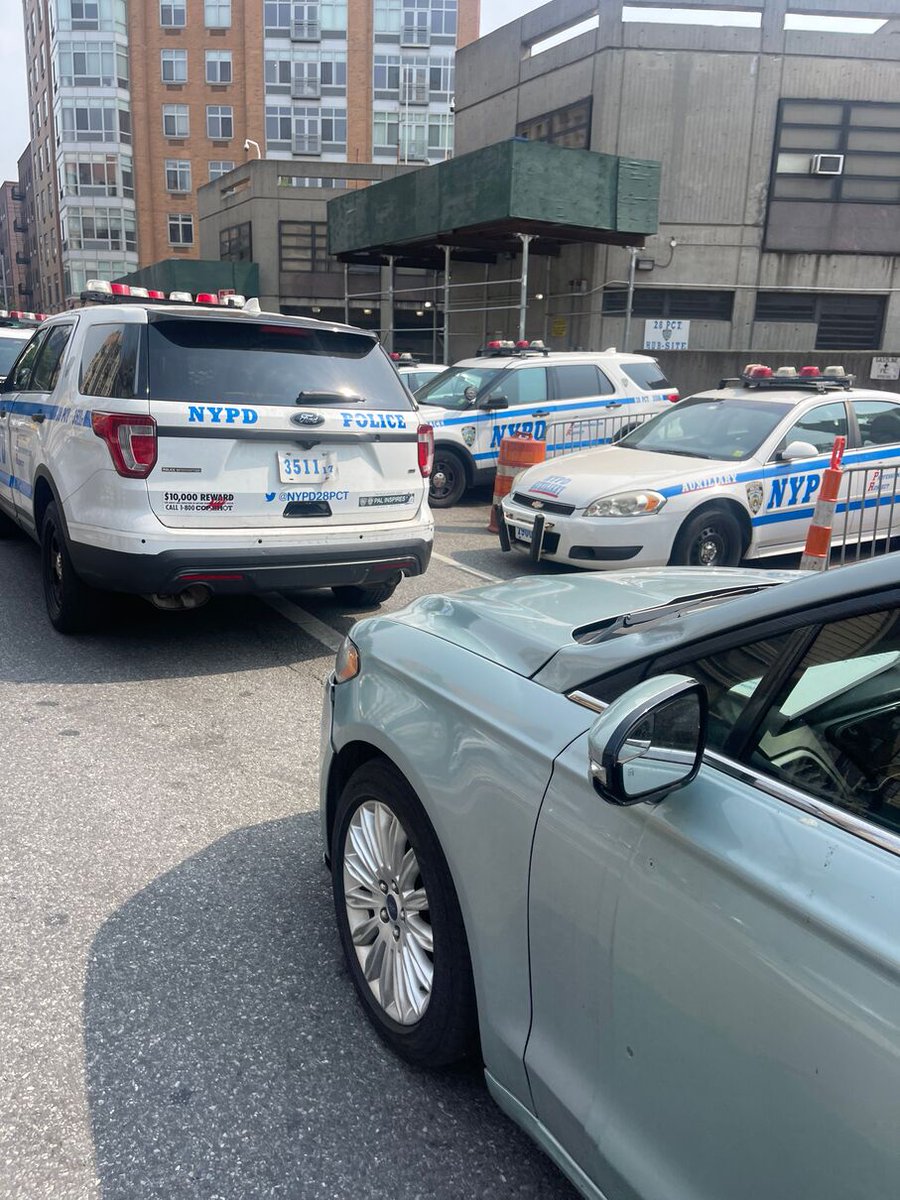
[41,502,103,633]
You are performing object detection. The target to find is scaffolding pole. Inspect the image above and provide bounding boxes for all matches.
[443,245,451,364]
[343,262,349,325]
[517,233,535,343]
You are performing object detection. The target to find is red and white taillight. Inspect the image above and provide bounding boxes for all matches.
[91,412,158,478]
[417,423,434,477]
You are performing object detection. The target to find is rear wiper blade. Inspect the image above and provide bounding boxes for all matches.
[574,586,774,645]
[295,390,364,404]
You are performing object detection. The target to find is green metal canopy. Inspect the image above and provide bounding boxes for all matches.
[327,138,660,266]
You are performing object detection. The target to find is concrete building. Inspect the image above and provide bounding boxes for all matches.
[197,159,444,351]
[15,146,42,313]
[18,0,479,311]
[454,0,900,361]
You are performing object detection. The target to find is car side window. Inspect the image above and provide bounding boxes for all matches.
[80,323,142,399]
[666,631,799,751]
[777,401,849,455]
[502,367,547,406]
[5,330,48,392]
[746,609,900,835]
[552,364,612,400]
[29,325,74,393]
[854,401,900,448]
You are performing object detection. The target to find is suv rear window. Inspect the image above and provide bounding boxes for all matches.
[621,361,670,391]
[147,317,413,410]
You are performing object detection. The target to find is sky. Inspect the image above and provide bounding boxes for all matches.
[0,0,540,184]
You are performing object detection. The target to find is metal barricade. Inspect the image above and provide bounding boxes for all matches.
[832,462,900,567]
[544,412,654,459]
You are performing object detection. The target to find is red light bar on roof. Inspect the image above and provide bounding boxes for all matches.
[195,292,219,304]
[110,282,131,296]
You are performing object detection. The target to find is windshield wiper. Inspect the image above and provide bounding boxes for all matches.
[574,586,773,645]
[295,390,363,404]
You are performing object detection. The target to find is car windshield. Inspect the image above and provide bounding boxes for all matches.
[618,396,789,461]
[147,317,413,409]
[0,335,31,377]
[415,365,503,410]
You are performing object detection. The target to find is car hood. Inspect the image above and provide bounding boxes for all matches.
[389,567,796,677]
[513,447,754,507]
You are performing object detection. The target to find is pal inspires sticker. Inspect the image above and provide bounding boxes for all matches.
[530,475,571,498]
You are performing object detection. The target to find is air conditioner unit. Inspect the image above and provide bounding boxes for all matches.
[810,153,844,177]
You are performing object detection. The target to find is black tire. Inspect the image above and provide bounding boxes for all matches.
[41,502,101,633]
[331,760,478,1067]
[331,575,400,607]
[429,446,468,508]
[671,506,743,568]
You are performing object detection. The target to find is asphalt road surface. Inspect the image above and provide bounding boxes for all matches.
[0,491,579,1200]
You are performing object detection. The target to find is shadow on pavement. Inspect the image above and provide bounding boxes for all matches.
[84,812,576,1200]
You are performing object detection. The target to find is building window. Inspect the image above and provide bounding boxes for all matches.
[430,0,457,36]
[320,53,346,88]
[427,111,453,154]
[64,206,137,252]
[279,220,333,271]
[602,288,735,321]
[754,292,887,350]
[58,41,126,87]
[374,0,401,33]
[62,154,122,198]
[429,54,454,96]
[321,107,346,146]
[168,213,194,245]
[160,0,187,28]
[60,100,120,143]
[771,100,900,206]
[373,110,399,150]
[161,49,188,83]
[205,0,231,27]
[264,1,291,31]
[208,160,235,180]
[517,98,592,151]
[219,222,252,261]
[266,104,293,144]
[165,159,192,192]
[206,50,232,83]
[207,105,234,139]
[163,104,190,138]
[292,107,321,155]
[291,3,320,40]
[320,1,347,30]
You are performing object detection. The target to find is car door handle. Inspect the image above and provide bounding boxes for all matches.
[605,402,622,409]
[31,412,45,424]
[531,410,550,418]
[0,408,6,417]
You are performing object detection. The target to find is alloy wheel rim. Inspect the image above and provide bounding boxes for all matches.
[343,800,433,1025]
[430,460,456,500]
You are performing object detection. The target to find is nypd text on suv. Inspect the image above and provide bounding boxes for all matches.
[414,340,678,507]
[499,364,900,569]
[0,281,434,632]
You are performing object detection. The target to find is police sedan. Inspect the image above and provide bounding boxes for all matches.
[499,369,900,568]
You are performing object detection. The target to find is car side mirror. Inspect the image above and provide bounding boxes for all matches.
[587,674,707,806]
[778,440,819,462]
[481,393,508,410]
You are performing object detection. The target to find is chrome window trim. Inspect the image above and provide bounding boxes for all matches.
[705,749,900,861]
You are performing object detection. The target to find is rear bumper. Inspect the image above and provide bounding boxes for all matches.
[68,538,433,595]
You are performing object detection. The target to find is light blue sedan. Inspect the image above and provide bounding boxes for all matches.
[320,557,900,1200]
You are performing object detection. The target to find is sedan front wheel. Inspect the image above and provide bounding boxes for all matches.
[331,760,478,1066]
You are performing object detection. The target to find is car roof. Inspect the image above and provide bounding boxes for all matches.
[48,302,377,340]
[534,553,900,692]
[687,386,900,406]
[0,326,32,338]
[453,351,659,369]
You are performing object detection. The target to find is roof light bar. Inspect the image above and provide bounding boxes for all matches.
[738,363,853,390]
[169,291,193,302]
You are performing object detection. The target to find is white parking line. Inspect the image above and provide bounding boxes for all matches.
[263,593,343,653]
[431,551,499,583]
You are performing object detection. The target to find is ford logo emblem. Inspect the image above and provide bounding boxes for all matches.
[291,411,325,427]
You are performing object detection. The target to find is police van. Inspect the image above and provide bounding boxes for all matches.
[499,364,900,569]
[413,341,678,506]
[0,281,434,632]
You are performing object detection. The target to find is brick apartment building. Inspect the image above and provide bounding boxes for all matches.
[18,0,479,311]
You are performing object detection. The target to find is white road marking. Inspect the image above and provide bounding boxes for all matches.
[263,593,343,652]
[431,552,500,583]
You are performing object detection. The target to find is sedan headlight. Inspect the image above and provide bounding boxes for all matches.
[583,490,667,518]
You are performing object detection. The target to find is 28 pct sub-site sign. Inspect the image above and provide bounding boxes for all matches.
[643,319,690,351]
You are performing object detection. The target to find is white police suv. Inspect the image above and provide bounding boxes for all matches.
[414,340,678,506]
[499,364,900,569]
[0,282,434,632]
